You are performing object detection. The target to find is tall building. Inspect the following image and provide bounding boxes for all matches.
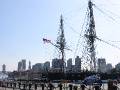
[22,59,26,71]
[106,63,112,73]
[67,58,72,71]
[2,64,6,73]
[98,58,106,73]
[75,56,81,72]
[18,61,22,71]
[18,59,26,71]
[52,58,64,69]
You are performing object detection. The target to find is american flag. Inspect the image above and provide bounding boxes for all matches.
[43,38,51,43]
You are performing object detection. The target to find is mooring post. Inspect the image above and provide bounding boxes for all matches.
[69,84,73,90]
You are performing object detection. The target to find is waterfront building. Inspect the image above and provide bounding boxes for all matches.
[98,58,106,73]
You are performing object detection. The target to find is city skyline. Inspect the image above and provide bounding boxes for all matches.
[0,57,117,72]
[1,0,120,71]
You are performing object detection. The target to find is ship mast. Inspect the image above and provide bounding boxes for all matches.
[43,15,68,73]
[84,0,96,71]
[56,15,66,72]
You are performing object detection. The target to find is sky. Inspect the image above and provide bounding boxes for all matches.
[1,0,120,71]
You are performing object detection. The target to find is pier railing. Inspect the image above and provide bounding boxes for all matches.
[0,80,120,90]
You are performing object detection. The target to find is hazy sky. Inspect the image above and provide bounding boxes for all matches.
[1,0,120,71]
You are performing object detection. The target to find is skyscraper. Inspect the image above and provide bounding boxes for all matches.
[22,59,26,71]
[67,58,72,71]
[75,56,81,72]
[18,61,22,71]
[18,59,26,71]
